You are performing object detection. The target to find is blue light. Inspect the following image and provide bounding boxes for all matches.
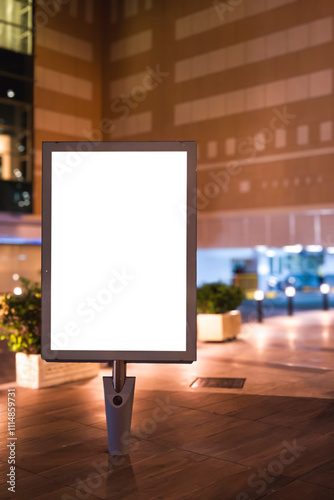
[0,237,41,245]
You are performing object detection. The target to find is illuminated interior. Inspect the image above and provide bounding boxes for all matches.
[0,134,11,179]
[0,0,33,55]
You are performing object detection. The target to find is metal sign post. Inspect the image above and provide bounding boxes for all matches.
[103,361,135,454]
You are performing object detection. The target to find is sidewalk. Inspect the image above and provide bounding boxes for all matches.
[0,310,334,499]
[1,382,334,499]
[125,309,334,399]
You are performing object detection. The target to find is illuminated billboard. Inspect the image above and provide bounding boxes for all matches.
[42,141,196,362]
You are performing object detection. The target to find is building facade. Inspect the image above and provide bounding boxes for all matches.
[1,0,334,289]
[101,0,334,250]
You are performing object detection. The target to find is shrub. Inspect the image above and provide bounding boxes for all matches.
[197,282,245,314]
[0,277,41,354]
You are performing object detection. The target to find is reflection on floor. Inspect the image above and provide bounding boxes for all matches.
[125,309,334,399]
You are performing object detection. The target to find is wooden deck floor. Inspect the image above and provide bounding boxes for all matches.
[1,377,334,499]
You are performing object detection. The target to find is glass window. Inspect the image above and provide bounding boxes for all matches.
[0,0,33,55]
[0,1,34,212]
[0,101,33,183]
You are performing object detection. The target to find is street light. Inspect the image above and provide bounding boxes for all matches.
[320,283,330,311]
[285,286,296,316]
[254,290,264,323]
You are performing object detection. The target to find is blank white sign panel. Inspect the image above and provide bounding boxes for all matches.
[50,151,187,352]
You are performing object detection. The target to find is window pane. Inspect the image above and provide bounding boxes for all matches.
[0,0,33,55]
[0,104,33,182]
[0,1,33,212]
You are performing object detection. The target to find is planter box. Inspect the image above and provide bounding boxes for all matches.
[197,310,241,342]
[16,353,99,389]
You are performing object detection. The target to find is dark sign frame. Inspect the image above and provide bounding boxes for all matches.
[41,141,197,363]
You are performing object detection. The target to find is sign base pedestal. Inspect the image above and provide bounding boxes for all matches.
[103,376,135,455]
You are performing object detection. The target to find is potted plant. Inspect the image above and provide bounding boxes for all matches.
[197,282,245,341]
[0,277,99,388]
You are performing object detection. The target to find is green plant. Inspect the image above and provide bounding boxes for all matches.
[197,282,245,314]
[0,277,41,354]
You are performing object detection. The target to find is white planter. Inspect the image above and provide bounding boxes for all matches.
[197,310,241,342]
[15,353,99,389]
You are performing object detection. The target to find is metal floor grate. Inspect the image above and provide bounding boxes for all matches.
[190,377,246,389]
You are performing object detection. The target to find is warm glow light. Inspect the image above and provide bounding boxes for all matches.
[320,283,330,294]
[322,329,329,340]
[7,89,15,98]
[0,134,11,179]
[14,168,23,178]
[14,287,22,295]
[283,245,303,253]
[305,245,323,252]
[255,332,266,354]
[12,273,19,281]
[254,290,264,301]
[288,331,296,345]
[285,286,296,297]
